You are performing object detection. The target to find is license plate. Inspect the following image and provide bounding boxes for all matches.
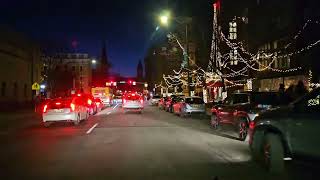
[54,109,64,113]
[192,105,200,108]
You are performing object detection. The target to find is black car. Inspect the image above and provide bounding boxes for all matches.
[211,91,282,141]
[249,88,320,173]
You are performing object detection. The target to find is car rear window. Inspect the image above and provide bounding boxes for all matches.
[232,94,249,104]
[185,98,204,104]
[251,92,280,105]
[126,94,141,100]
[153,95,161,98]
[48,99,72,109]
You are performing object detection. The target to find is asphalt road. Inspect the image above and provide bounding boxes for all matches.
[0,103,318,180]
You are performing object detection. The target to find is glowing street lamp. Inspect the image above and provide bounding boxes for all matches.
[159,10,171,26]
[91,59,97,64]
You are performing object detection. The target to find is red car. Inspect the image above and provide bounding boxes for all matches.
[74,93,97,115]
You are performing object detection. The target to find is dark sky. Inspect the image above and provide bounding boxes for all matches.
[0,0,211,76]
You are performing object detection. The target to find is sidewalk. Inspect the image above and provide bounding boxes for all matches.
[0,109,41,134]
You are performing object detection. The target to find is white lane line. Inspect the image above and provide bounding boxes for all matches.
[107,112,111,115]
[113,103,119,109]
[86,123,99,134]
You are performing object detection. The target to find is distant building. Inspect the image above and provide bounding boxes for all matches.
[0,27,41,107]
[42,53,92,96]
[248,0,320,91]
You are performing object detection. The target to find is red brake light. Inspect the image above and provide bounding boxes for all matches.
[132,93,135,96]
[249,121,255,129]
[43,105,48,113]
[96,102,100,106]
[140,99,143,104]
[88,99,92,105]
[77,94,81,97]
[70,103,75,111]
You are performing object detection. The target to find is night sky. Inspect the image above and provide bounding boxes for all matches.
[0,0,211,76]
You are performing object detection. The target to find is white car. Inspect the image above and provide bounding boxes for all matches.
[150,95,161,105]
[113,96,123,105]
[173,96,205,117]
[42,97,89,127]
[122,93,144,113]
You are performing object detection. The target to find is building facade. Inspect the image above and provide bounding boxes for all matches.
[0,27,41,107]
[43,53,92,96]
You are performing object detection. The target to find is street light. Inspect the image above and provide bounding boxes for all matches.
[158,11,192,96]
[91,59,97,64]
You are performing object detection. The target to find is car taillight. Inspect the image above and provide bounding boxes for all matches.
[140,99,143,104]
[70,103,75,112]
[96,102,100,106]
[43,105,48,113]
[249,121,255,129]
[88,99,92,105]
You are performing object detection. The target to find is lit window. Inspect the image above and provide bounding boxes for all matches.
[229,49,238,65]
[229,21,237,40]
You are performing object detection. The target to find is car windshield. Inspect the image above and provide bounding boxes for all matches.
[48,98,72,109]
[185,98,204,104]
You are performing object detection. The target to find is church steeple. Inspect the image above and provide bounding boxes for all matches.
[100,40,110,76]
[137,60,143,81]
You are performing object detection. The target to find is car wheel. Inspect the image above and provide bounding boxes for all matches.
[210,114,219,130]
[238,120,248,141]
[251,130,265,161]
[263,133,285,174]
[44,122,51,128]
[74,114,80,126]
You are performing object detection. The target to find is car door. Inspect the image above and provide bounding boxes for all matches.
[288,89,320,158]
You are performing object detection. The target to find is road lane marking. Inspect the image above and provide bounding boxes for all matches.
[107,112,111,115]
[113,103,119,109]
[86,123,98,134]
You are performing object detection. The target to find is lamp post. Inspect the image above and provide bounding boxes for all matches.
[159,12,192,96]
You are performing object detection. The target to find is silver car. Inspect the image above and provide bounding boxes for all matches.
[122,93,144,113]
[42,97,89,127]
[173,96,205,117]
[150,95,161,105]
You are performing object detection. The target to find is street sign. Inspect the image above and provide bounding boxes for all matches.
[32,82,40,90]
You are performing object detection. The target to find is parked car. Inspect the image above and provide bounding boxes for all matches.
[158,96,169,110]
[249,88,320,173]
[122,92,144,113]
[150,95,161,106]
[211,91,282,141]
[42,97,89,127]
[173,96,205,117]
[165,95,184,113]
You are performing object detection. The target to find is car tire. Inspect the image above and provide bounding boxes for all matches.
[263,133,285,174]
[74,114,80,126]
[238,119,248,141]
[210,114,219,130]
[44,122,51,128]
[251,130,265,161]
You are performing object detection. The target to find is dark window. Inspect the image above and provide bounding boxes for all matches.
[55,65,60,70]
[13,82,18,96]
[72,66,75,71]
[80,66,83,71]
[64,65,68,71]
[1,82,6,97]
[24,84,27,97]
[233,94,249,104]
[185,98,204,104]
